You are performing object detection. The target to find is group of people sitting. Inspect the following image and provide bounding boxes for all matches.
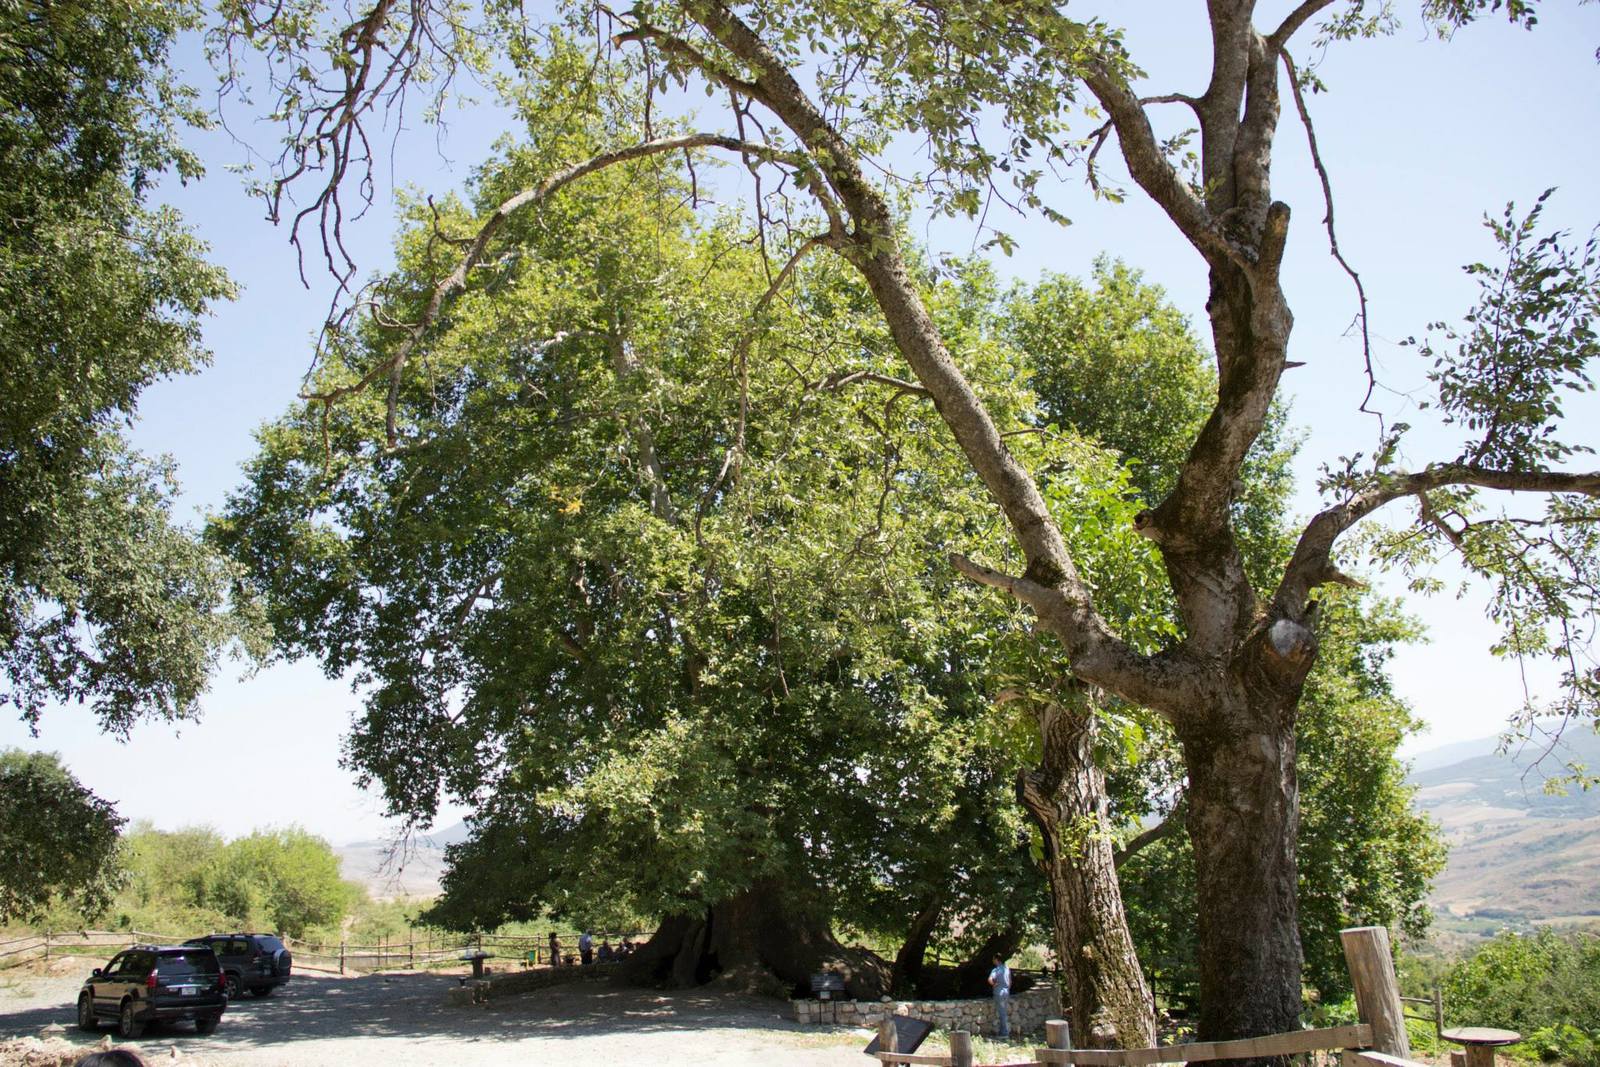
[543,931,638,966]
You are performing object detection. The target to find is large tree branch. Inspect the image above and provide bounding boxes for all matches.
[949,554,1205,715]
[1228,31,1282,233]
[613,22,762,99]
[1080,61,1246,269]
[659,0,1160,696]
[299,132,806,448]
[1273,466,1600,619]
[1267,0,1337,51]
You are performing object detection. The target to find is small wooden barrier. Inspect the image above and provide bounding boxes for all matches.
[871,925,1484,1067]
[1032,1025,1373,1065]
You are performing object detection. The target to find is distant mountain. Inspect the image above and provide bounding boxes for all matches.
[1411,728,1600,821]
[335,821,468,899]
[1407,727,1600,928]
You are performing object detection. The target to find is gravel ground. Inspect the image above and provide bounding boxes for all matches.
[0,963,870,1066]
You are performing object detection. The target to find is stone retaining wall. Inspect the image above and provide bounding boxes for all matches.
[791,981,1060,1037]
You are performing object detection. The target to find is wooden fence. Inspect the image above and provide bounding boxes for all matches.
[872,927,1451,1067]
[2,928,649,976]
[0,929,186,970]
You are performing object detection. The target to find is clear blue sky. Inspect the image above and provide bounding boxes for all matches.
[4,2,1597,845]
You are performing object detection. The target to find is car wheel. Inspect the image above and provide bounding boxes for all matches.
[77,993,97,1031]
[118,1000,145,1039]
[250,985,275,998]
[196,1015,220,1036]
[224,973,242,999]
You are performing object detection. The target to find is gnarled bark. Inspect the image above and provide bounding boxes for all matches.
[1019,699,1157,1048]
[1179,691,1303,1042]
[623,879,890,999]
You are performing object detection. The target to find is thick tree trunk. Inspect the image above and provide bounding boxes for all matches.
[890,893,943,996]
[1179,687,1304,1043]
[951,927,1026,996]
[1018,699,1157,1048]
[623,879,891,999]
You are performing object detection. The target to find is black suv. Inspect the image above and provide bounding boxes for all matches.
[78,944,226,1038]
[184,933,293,998]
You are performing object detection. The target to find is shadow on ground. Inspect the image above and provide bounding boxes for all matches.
[1,972,838,1055]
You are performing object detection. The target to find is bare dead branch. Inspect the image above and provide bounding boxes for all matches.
[1281,50,1382,426]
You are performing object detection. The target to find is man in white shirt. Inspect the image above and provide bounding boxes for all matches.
[579,930,594,965]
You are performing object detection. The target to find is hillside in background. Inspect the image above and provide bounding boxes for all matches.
[328,732,1600,933]
[1408,726,1600,947]
[335,822,467,900]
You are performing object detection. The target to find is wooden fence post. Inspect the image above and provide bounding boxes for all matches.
[43,931,50,962]
[878,1017,899,1057]
[409,937,414,969]
[1341,926,1411,1058]
[1047,1019,1072,1062]
[951,1030,973,1067]
[339,941,346,976]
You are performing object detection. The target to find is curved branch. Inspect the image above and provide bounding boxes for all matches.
[948,554,1198,715]
[1273,465,1600,618]
[1080,60,1245,269]
[1282,50,1381,425]
[1114,798,1185,869]
[300,132,807,447]
[1267,0,1338,52]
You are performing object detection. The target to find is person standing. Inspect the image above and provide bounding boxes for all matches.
[547,931,562,967]
[988,954,1012,1040]
[579,930,594,965]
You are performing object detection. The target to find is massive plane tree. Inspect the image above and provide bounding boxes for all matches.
[216,66,1137,996]
[212,0,1596,1042]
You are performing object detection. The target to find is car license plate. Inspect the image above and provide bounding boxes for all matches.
[179,986,197,996]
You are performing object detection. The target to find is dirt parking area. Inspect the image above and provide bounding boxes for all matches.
[1,964,868,1066]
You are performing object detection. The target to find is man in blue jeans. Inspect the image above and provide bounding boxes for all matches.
[988,954,1011,1039]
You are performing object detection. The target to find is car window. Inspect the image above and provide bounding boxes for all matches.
[104,952,129,976]
[255,936,284,952]
[159,950,220,976]
[228,938,251,955]
[126,951,156,976]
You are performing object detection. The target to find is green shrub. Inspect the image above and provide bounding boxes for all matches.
[1442,930,1600,1067]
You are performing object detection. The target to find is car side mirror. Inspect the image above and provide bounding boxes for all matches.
[91,968,102,977]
